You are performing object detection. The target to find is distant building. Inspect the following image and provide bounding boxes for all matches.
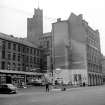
[52,13,103,86]
[27,8,47,73]
[0,33,45,86]
[27,8,43,45]
[39,32,52,72]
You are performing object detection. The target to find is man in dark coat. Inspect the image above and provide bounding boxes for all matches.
[45,81,49,92]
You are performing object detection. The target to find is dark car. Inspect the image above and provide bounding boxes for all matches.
[27,80,45,86]
[0,84,17,94]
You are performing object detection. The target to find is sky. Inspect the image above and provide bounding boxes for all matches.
[0,0,105,54]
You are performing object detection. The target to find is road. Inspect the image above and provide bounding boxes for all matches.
[0,86,105,105]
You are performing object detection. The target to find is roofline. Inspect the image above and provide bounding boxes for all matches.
[0,32,40,49]
[52,20,68,25]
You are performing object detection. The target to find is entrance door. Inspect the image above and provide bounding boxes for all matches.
[6,76,12,84]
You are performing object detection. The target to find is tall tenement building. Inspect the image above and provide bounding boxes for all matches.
[52,13,103,86]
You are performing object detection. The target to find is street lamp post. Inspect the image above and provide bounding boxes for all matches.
[51,23,55,85]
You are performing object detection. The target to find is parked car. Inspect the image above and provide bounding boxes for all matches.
[0,84,17,94]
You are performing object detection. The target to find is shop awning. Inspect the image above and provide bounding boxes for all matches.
[0,70,43,76]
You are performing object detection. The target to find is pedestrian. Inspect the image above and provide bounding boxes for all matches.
[61,80,66,91]
[83,82,85,87]
[45,81,49,92]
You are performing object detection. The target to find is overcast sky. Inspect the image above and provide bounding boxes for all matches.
[0,0,105,55]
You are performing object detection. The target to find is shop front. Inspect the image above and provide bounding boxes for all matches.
[0,70,44,87]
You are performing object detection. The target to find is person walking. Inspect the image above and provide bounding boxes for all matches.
[45,81,49,92]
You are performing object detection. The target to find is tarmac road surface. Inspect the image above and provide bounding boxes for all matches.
[0,85,105,105]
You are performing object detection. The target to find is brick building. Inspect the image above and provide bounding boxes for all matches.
[0,33,46,86]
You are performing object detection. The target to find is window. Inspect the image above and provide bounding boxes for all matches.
[18,54,21,61]
[26,56,29,62]
[8,52,11,60]
[38,50,40,56]
[37,58,40,64]
[22,55,24,62]
[13,63,16,70]
[13,43,16,50]
[7,62,11,70]
[78,74,82,81]
[30,65,32,68]
[2,40,6,49]
[18,45,21,52]
[30,48,32,54]
[22,46,25,53]
[13,53,16,61]
[2,50,5,59]
[18,64,21,71]
[27,48,29,53]
[47,41,49,48]
[74,74,78,82]
[8,42,11,49]
[34,49,36,55]
[37,50,39,56]
[32,57,34,64]
[30,56,32,63]
[22,63,25,71]
[34,57,36,64]
[1,61,5,69]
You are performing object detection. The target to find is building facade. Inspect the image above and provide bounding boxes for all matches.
[0,33,46,87]
[52,13,103,86]
[102,55,105,84]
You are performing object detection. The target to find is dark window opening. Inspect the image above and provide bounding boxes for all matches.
[1,61,5,69]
